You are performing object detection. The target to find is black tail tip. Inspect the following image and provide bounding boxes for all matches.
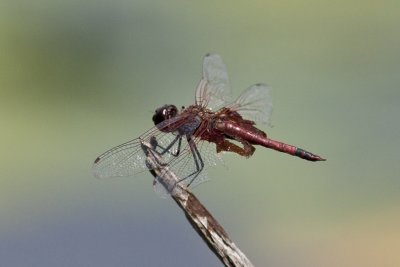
[295,148,326,162]
[311,155,326,162]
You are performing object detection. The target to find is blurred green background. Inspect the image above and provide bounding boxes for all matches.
[1,0,399,266]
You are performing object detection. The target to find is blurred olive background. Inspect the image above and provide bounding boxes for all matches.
[1,0,399,266]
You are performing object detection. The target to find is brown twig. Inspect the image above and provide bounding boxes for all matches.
[141,141,254,267]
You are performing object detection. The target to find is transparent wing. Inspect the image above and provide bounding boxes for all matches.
[155,134,223,190]
[92,113,223,189]
[227,83,273,125]
[195,53,232,110]
[92,138,148,178]
[92,115,190,179]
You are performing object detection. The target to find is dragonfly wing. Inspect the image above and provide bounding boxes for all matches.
[151,138,223,196]
[195,53,232,110]
[160,135,223,189]
[92,138,147,178]
[228,83,273,126]
[92,115,191,179]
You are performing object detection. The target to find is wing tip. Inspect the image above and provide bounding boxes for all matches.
[204,52,221,60]
[255,82,266,87]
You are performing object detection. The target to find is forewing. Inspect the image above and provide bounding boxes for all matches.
[195,53,232,110]
[92,138,148,178]
[92,115,190,179]
[228,83,273,125]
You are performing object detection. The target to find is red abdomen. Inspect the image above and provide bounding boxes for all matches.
[215,120,325,161]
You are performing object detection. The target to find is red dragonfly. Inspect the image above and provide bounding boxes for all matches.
[93,53,325,188]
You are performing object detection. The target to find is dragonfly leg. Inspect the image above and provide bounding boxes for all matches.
[177,135,204,187]
[150,135,182,157]
[216,139,255,158]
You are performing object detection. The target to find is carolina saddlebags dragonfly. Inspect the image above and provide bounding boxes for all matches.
[93,53,325,188]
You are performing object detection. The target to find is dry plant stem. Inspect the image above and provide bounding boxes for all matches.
[141,141,254,267]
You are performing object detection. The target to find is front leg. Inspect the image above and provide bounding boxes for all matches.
[149,135,182,157]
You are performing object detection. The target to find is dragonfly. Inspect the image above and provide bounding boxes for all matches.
[93,53,325,189]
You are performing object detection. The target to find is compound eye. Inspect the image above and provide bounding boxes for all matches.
[168,106,178,118]
[152,105,178,126]
[152,105,168,125]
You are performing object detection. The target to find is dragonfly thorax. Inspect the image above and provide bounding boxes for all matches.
[152,105,178,125]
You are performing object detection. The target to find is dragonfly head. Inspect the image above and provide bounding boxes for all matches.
[152,105,178,125]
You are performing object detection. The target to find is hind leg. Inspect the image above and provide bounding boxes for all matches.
[216,139,255,158]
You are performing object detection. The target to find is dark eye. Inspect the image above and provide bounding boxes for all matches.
[168,106,178,117]
[152,105,178,125]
